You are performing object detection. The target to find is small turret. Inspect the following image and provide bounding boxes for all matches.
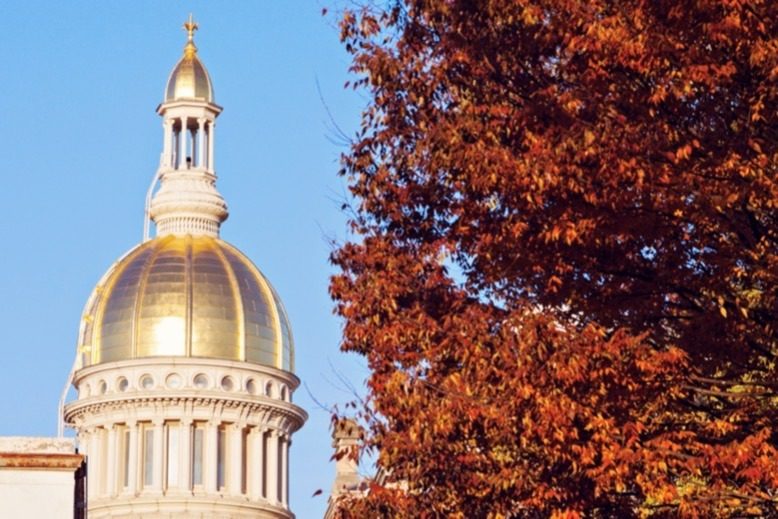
[331,419,363,496]
[149,14,227,238]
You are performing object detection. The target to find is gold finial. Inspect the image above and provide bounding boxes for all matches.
[183,13,198,57]
[184,13,198,41]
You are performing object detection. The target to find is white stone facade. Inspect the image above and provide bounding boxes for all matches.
[0,437,83,519]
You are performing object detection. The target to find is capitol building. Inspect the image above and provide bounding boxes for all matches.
[0,17,356,519]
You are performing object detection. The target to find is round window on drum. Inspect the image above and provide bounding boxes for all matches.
[193,373,209,389]
[140,375,154,390]
[221,376,235,392]
[166,373,183,389]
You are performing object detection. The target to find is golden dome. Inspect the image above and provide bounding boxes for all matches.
[78,235,293,371]
[164,16,214,102]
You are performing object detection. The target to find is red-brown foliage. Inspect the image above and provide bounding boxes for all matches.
[330,1,778,517]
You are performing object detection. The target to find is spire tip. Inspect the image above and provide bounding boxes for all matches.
[183,13,198,41]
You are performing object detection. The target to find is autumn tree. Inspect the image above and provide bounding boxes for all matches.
[329,1,778,517]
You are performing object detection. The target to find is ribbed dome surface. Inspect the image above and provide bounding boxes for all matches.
[165,52,214,102]
[79,235,293,370]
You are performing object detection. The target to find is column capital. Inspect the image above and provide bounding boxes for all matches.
[151,418,165,427]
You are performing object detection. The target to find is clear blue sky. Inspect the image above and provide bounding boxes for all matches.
[0,2,367,517]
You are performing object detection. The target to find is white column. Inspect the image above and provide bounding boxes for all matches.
[247,427,262,500]
[106,425,117,496]
[204,420,219,493]
[266,430,279,504]
[87,428,100,501]
[163,119,173,167]
[207,121,215,171]
[281,434,289,506]
[197,118,206,168]
[178,117,188,169]
[228,424,243,496]
[151,419,164,493]
[127,421,138,496]
[179,419,192,492]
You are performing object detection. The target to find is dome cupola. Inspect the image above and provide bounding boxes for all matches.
[164,14,214,102]
[148,14,226,238]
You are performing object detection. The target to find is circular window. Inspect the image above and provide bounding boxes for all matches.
[280,386,289,401]
[193,374,209,389]
[140,375,154,390]
[98,380,107,395]
[265,382,274,397]
[221,376,235,392]
[245,379,257,394]
[117,377,129,392]
[166,373,183,389]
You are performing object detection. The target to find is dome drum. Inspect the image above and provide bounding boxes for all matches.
[66,357,306,431]
[64,357,306,518]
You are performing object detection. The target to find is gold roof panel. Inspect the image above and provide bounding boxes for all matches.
[79,235,293,371]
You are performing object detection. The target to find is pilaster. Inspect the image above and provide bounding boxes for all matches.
[126,421,138,495]
[178,418,192,492]
[204,420,219,493]
[150,419,164,494]
[267,429,279,504]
